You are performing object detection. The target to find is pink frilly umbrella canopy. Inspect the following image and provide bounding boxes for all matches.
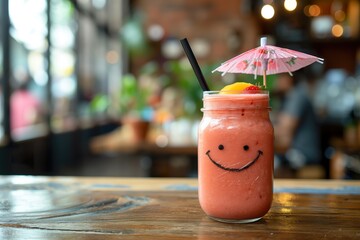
[212,37,324,87]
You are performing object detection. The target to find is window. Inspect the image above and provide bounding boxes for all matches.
[50,0,77,132]
[0,1,4,145]
[9,0,48,141]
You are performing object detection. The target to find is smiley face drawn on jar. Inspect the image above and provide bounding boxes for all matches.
[206,144,263,172]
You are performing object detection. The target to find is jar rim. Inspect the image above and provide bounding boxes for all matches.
[201,107,272,112]
[203,90,269,95]
[202,90,271,111]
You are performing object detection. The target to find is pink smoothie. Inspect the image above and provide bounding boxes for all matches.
[198,92,274,222]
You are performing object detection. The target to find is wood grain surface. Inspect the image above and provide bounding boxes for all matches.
[0,176,360,239]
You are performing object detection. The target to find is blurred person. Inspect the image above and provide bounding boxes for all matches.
[10,74,42,133]
[273,71,321,173]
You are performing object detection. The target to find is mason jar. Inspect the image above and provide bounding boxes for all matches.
[198,90,274,223]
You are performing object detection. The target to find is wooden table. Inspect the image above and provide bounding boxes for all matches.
[1,176,360,239]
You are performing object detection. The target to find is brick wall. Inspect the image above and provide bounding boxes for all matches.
[132,0,260,64]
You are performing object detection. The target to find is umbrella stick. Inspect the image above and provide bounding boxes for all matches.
[263,70,267,88]
[180,38,210,91]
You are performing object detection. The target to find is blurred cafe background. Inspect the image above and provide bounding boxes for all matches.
[0,0,359,179]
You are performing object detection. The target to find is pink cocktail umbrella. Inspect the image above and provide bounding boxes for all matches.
[212,37,324,88]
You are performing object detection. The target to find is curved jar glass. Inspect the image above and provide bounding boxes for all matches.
[198,90,274,223]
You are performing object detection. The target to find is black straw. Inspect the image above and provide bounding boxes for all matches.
[180,38,210,91]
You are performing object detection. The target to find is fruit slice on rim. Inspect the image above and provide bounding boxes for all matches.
[220,82,260,94]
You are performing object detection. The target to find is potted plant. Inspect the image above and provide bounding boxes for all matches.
[119,73,152,142]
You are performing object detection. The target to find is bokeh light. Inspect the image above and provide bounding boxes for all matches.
[261,4,275,20]
[106,50,119,64]
[304,4,321,17]
[334,10,346,22]
[284,0,297,11]
[332,24,344,37]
